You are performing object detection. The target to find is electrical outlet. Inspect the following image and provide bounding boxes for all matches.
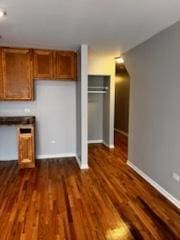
[172,172,180,182]
[24,108,30,113]
[51,140,56,144]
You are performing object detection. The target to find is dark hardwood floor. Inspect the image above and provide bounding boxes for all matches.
[0,134,179,239]
[114,130,128,162]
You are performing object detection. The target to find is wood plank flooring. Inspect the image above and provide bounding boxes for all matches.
[0,141,179,239]
[114,131,128,162]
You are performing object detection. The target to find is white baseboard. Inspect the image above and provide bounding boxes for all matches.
[0,153,89,170]
[37,153,89,170]
[0,153,77,161]
[114,128,128,137]
[76,155,89,170]
[0,156,17,161]
[80,163,89,170]
[127,161,180,209]
[37,153,76,159]
[88,140,114,149]
[76,155,81,168]
[0,158,16,161]
[88,140,103,144]
[109,144,115,149]
[103,141,115,149]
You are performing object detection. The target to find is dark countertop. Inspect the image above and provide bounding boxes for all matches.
[0,116,35,125]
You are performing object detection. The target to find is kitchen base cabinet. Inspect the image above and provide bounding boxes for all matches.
[18,125,35,168]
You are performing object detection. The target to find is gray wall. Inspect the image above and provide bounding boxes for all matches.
[88,91,111,145]
[0,80,76,160]
[125,21,180,200]
[115,72,130,134]
[88,94,103,141]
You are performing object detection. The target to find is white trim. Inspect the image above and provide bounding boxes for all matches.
[1,153,89,171]
[0,153,90,170]
[37,153,76,159]
[0,158,16,161]
[109,75,115,151]
[88,140,103,144]
[38,153,89,170]
[80,163,89,169]
[88,140,115,149]
[88,140,114,149]
[114,128,128,137]
[80,44,88,168]
[103,141,115,149]
[127,161,180,209]
[76,155,89,170]
[76,155,81,167]
[109,145,115,149]
[1,153,77,161]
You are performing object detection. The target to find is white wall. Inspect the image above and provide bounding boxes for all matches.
[0,80,76,160]
[88,52,115,148]
[125,21,180,204]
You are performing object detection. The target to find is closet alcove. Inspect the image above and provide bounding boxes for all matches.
[88,75,111,146]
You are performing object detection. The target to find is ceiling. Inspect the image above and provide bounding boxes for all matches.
[0,0,180,56]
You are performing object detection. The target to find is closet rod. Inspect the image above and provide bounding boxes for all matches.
[88,91,107,94]
[88,86,108,89]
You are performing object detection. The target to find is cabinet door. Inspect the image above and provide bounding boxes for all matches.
[0,48,3,99]
[18,127,35,168]
[33,49,54,79]
[2,48,33,100]
[55,51,76,80]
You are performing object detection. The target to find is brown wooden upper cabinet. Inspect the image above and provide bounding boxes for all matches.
[0,47,77,101]
[2,48,33,100]
[33,49,54,79]
[55,51,76,80]
[33,50,77,80]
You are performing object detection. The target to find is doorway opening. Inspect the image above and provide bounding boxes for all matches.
[114,61,130,161]
[88,75,111,147]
